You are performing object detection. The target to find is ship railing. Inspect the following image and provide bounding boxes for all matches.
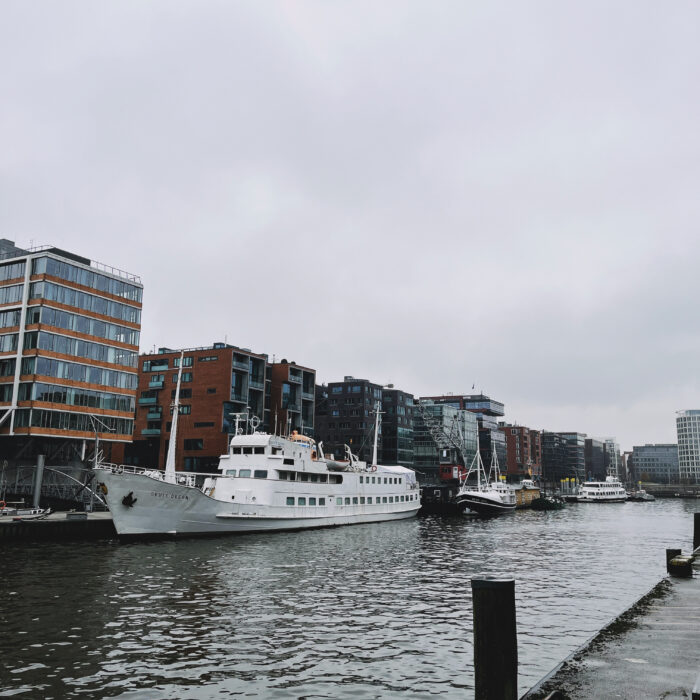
[97,463,228,489]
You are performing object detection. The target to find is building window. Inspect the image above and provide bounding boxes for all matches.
[184,439,203,450]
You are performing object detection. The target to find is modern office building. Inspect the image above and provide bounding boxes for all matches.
[314,377,384,463]
[420,393,507,468]
[498,423,542,479]
[0,239,142,466]
[381,386,415,467]
[676,410,700,483]
[541,431,571,484]
[604,438,622,479]
[584,437,606,480]
[413,400,478,482]
[629,444,679,484]
[557,432,587,482]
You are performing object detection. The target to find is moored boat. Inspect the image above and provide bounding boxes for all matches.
[96,402,420,538]
[454,448,516,516]
[577,475,627,503]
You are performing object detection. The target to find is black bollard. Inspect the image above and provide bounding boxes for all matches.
[666,548,682,573]
[471,577,517,700]
[694,513,700,552]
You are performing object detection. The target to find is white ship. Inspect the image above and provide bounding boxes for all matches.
[96,396,420,538]
[576,475,628,503]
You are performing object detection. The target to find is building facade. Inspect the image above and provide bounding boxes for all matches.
[676,409,700,483]
[0,240,142,465]
[557,432,587,482]
[381,387,415,467]
[584,437,606,480]
[314,377,384,463]
[268,360,315,437]
[498,424,542,480]
[420,393,507,469]
[413,400,478,482]
[541,431,571,484]
[629,444,679,484]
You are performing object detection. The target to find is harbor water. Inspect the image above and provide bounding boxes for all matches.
[1,499,696,698]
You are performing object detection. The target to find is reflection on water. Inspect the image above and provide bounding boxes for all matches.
[0,500,695,698]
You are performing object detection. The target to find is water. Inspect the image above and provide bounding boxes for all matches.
[0,500,695,698]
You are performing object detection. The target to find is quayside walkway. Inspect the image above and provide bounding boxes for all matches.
[523,554,700,699]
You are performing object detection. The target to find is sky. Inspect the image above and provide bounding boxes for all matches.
[2,1,699,451]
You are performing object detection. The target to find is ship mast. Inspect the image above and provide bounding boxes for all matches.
[165,350,184,482]
[371,401,383,467]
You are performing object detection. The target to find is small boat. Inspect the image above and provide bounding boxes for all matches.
[11,507,52,521]
[577,475,627,502]
[530,496,566,511]
[627,489,655,502]
[454,448,516,516]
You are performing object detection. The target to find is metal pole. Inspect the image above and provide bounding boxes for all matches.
[33,454,45,508]
[694,513,700,552]
[471,577,518,700]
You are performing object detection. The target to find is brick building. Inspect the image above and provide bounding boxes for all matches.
[498,423,541,480]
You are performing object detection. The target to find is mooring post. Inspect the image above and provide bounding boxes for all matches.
[694,512,700,552]
[666,549,681,574]
[471,577,518,700]
[32,454,45,508]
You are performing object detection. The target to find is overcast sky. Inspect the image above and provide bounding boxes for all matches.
[2,1,699,450]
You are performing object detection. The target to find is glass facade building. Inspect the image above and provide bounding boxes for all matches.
[0,240,142,464]
[630,443,679,484]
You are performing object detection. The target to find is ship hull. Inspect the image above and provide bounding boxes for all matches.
[455,491,516,516]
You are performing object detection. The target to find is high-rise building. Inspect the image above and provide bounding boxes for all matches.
[381,387,415,467]
[557,432,587,481]
[0,240,142,465]
[498,424,541,479]
[629,444,679,484]
[676,410,700,483]
[604,438,622,479]
[584,437,606,480]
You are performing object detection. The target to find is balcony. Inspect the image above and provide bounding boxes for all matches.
[148,379,164,389]
[142,428,161,436]
[138,397,157,405]
[231,393,247,403]
[288,375,302,384]
[302,391,314,401]
[287,403,301,412]
[249,379,264,390]
[146,410,162,420]
[233,359,249,371]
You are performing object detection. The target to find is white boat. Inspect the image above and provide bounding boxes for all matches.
[454,447,516,516]
[96,392,420,538]
[627,488,655,502]
[577,475,628,502]
[0,500,51,519]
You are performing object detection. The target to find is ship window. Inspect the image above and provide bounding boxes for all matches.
[389,496,394,503]
[319,498,325,506]
[319,474,328,483]
[233,447,242,454]
[344,497,350,505]
[254,470,268,479]
[310,474,318,483]
[288,472,296,481]
[279,471,288,480]
[286,497,294,506]
[283,458,294,465]
[367,497,373,504]
[242,447,253,455]
[382,497,387,503]
[352,497,358,504]
[239,469,251,477]
[330,475,343,484]
[308,497,316,505]
[359,476,363,484]
[360,497,365,504]
[400,495,405,502]
[371,477,376,484]
[384,478,388,484]
[300,473,309,482]
[254,447,265,454]
[225,469,236,476]
[298,497,306,506]
[272,447,282,455]
[336,498,342,505]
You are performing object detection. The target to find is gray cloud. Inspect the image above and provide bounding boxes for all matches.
[2,1,699,450]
